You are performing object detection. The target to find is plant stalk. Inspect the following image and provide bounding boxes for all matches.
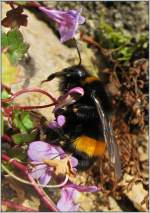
[2,154,58,211]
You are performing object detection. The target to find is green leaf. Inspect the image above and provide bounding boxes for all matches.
[2,29,29,64]
[115,46,135,62]
[2,31,9,47]
[13,111,34,133]
[21,111,34,130]
[12,130,38,144]
[99,19,131,49]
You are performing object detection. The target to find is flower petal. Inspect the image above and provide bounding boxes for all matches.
[68,87,84,97]
[57,187,80,211]
[58,22,76,43]
[68,9,85,25]
[39,171,52,185]
[54,87,84,112]
[30,164,47,180]
[48,120,58,129]
[55,146,65,157]
[70,156,78,168]
[27,141,60,162]
[39,8,66,24]
[39,7,85,42]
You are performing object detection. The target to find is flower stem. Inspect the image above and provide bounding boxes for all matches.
[4,103,55,112]
[2,163,68,188]
[2,200,38,212]
[2,154,58,211]
[28,174,58,211]
[2,134,12,143]
[2,153,26,172]
[2,88,57,103]
[2,88,56,112]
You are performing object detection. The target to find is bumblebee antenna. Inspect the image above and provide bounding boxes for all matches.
[74,38,81,66]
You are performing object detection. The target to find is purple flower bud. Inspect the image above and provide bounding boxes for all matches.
[48,115,66,129]
[48,120,59,129]
[39,7,85,42]
[57,115,66,127]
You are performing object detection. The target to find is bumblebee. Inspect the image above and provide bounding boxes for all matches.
[43,44,122,179]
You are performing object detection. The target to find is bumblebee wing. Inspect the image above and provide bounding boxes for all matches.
[91,90,122,179]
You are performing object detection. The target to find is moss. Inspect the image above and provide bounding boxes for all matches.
[97,18,148,64]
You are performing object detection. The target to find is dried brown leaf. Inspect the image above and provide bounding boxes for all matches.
[2,6,28,28]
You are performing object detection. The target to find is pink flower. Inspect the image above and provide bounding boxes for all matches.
[39,7,85,42]
[27,142,99,211]
[27,141,78,185]
[48,87,84,131]
[54,87,84,113]
[57,186,80,211]
[57,184,98,211]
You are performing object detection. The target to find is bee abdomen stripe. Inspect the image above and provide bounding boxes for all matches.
[74,135,106,157]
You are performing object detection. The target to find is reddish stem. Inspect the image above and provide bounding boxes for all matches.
[28,174,58,211]
[80,33,117,63]
[2,200,38,212]
[3,103,55,113]
[16,103,55,110]
[2,153,58,211]
[9,1,41,8]
[80,33,101,49]
[2,134,12,143]
[2,154,26,172]
[2,88,56,103]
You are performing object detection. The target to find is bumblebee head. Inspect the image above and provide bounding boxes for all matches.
[62,65,89,81]
[41,65,89,84]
